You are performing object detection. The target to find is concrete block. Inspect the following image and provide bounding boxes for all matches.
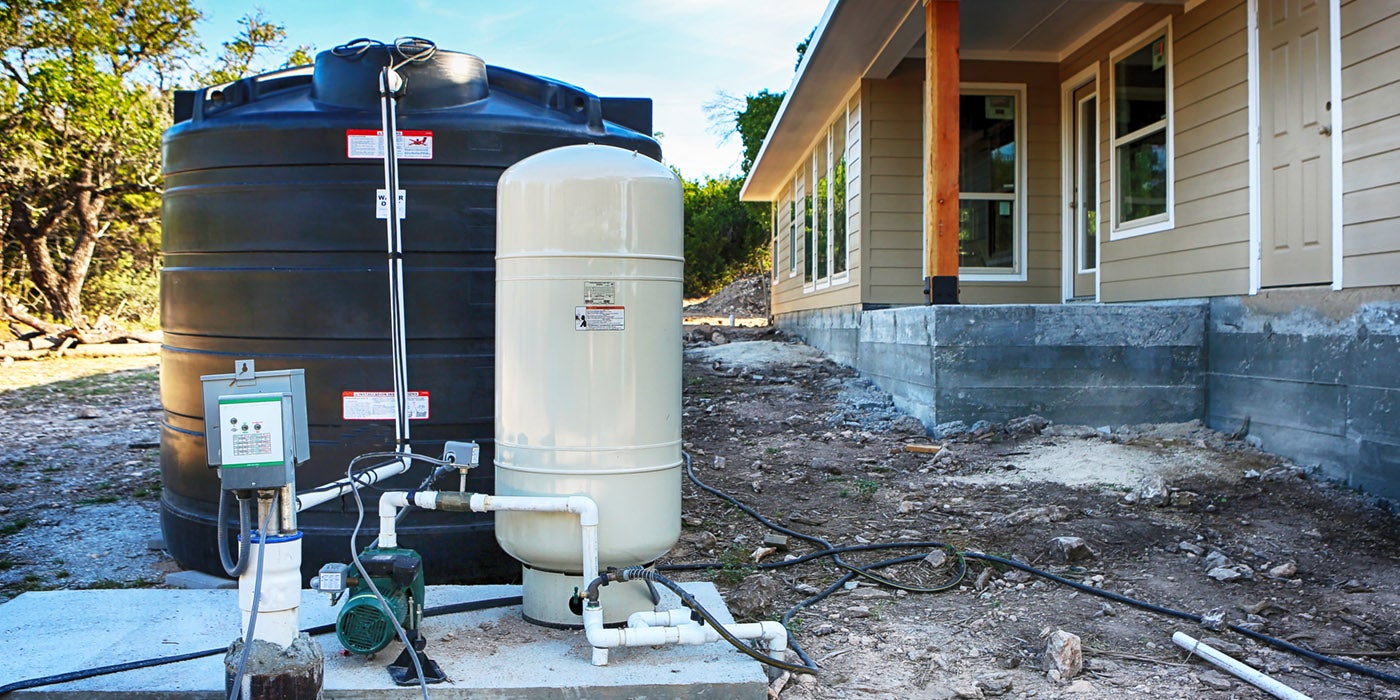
[1209,331,1349,384]
[935,346,1199,389]
[929,305,1035,347]
[856,343,933,389]
[939,385,1202,426]
[1349,333,1400,389]
[1034,303,1205,347]
[1355,440,1400,502]
[1209,374,1348,437]
[165,570,237,590]
[1348,386,1400,445]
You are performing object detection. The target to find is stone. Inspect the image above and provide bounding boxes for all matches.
[935,421,969,439]
[923,685,959,700]
[1179,541,1205,556]
[1170,490,1201,507]
[968,420,997,438]
[845,605,871,618]
[953,684,983,699]
[1042,629,1083,679]
[996,505,1071,526]
[812,457,843,475]
[1046,536,1097,563]
[975,673,1013,696]
[1005,414,1049,436]
[890,415,927,436]
[1207,566,1249,582]
[1203,550,1232,570]
[1065,680,1096,693]
[924,549,950,569]
[1130,475,1170,507]
[1268,561,1298,579]
[726,573,781,621]
[1198,670,1233,690]
[1200,637,1245,659]
[711,331,729,345]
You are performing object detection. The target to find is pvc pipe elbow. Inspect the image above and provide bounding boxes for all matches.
[567,495,599,527]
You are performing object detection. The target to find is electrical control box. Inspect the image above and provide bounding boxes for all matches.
[201,360,310,490]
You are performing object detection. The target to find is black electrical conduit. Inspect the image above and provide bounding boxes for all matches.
[670,451,1400,685]
[0,596,522,696]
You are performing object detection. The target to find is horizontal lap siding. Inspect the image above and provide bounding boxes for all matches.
[1340,0,1400,287]
[862,60,926,306]
[1096,0,1251,301]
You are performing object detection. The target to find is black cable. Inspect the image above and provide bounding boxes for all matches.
[676,450,1400,686]
[0,597,521,696]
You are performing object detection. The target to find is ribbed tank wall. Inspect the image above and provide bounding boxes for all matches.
[159,45,660,583]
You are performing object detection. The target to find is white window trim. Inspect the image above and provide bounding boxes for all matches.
[1108,17,1175,240]
[959,83,1029,282]
[803,92,857,294]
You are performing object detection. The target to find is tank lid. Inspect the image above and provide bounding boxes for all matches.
[311,39,489,111]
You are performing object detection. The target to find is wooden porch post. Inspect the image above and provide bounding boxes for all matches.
[924,0,960,304]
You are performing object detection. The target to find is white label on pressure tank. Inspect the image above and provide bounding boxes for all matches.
[584,281,616,305]
[376,189,406,219]
[342,391,430,420]
[575,306,625,331]
[346,129,434,159]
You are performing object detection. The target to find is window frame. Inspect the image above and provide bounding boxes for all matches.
[958,83,1029,282]
[1108,18,1175,239]
[803,97,855,293]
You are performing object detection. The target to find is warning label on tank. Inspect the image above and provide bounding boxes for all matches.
[345,130,434,160]
[583,281,616,305]
[342,391,430,420]
[575,306,624,331]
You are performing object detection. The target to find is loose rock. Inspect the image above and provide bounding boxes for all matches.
[1042,629,1083,679]
[1046,536,1097,563]
[1198,670,1233,690]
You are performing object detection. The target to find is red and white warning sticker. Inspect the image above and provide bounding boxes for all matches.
[345,130,434,160]
[575,306,625,331]
[342,391,430,420]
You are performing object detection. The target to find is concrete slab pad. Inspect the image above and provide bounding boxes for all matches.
[0,584,768,698]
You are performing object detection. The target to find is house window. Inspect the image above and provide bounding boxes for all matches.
[1110,22,1173,236]
[799,173,811,284]
[832,117,848,276]
[959,86,1025,277]
[804,106,853,291]
[813,145,828,282]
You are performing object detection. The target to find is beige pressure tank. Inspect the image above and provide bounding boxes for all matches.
[494,144,683,626]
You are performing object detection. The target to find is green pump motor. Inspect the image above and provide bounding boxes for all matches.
[336,548,426,655]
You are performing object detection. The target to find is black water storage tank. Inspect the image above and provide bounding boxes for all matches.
[160,40,660,583]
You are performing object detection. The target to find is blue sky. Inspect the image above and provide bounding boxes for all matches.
[195,0,827,179]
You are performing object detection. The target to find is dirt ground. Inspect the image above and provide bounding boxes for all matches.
[3,326,1400,699]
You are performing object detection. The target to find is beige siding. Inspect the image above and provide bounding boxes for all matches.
[861,60,925,306]
[1340,0,1400,288]
[1080,0,1252,301]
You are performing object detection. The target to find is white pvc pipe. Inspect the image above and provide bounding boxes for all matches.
[295,458,411,512]
[1172,632,1312,700]
[584,605,787,666]
[239,538,301,648]
[373,490,784,668]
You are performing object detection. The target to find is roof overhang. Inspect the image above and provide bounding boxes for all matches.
[741,0,1187,202]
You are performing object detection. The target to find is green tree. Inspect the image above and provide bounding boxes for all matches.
[0,0,199,330]
[0,1,309,332]
[682,174,769,298]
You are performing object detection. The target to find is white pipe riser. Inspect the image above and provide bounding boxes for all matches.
[238,538,301,648]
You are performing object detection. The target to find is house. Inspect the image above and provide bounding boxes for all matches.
[741,0,1400,500]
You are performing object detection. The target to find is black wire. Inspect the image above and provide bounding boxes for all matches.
[676,450,1400,686]
[0,596,521,696]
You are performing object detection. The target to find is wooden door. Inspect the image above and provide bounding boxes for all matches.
[1261,0,1332,287]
